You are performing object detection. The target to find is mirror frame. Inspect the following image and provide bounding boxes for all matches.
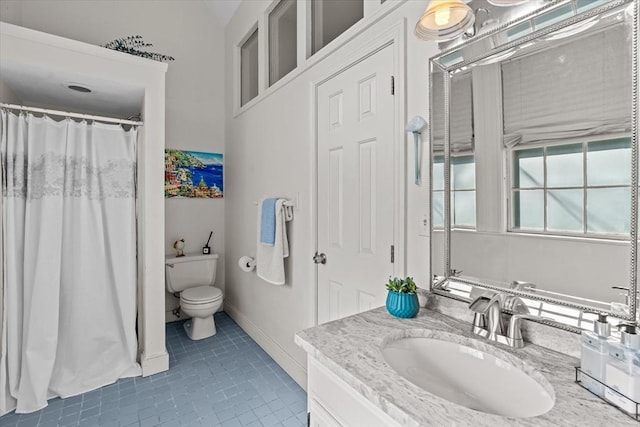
[428,0,639,328]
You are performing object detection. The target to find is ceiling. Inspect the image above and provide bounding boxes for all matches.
[1,58,145,118]
[204,0,242,27]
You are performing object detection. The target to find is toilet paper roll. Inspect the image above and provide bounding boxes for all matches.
[238,256,256,272]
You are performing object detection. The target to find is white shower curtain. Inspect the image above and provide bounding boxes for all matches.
[0,111,141,415]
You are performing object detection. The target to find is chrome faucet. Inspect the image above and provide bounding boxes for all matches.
[486,293,505,340]
[469,291,505,341]
[469,290,548,348]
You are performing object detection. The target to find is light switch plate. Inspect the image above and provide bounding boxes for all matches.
[419,213,429,236]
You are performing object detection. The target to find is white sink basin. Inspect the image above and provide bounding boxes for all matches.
[381,332,555,418]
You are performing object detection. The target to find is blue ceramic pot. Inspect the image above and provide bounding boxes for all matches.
[386,291,419,318]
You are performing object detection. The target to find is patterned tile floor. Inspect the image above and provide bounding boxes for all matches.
[1,313,307,427]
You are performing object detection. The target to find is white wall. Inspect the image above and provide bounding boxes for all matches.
[0,80,19,103]
[432,230,629,302]
[224,0,439,388]
[1,0,227,320]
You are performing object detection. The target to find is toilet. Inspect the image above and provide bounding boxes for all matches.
[165,253,223,340]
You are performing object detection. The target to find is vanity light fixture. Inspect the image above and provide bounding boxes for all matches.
[414,0,476,41]
[414,0,539,42]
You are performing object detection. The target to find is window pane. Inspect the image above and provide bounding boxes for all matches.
[453,190,476,227]
[241,29,259,106]
[311,0,363,56]
[576,0,609,13]
[587,138,631,186]
[547,144,583,187]
[269,0,297,86]
[452,156,475,190]
[547,189,583,232]
[513,190,544,230]
[587,187,631,234]
[506,21,532,42]
[433,190,444,228]
[433,156,444,191]
[513,148,543,188]
[533,3,574,30]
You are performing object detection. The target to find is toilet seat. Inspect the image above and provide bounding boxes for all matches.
[181,286,222,305]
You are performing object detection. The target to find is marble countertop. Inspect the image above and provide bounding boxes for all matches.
[295,306,638,426]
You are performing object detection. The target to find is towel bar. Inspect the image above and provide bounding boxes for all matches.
[252,196,297,209]
[253,197,296,222]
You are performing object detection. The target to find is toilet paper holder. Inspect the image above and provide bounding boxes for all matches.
[239,256,256,272]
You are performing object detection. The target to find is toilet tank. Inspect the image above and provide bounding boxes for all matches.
[165,253,218,293]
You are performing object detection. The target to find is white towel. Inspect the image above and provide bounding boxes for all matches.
[256,198,289,285]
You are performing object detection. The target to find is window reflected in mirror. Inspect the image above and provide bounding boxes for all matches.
[432,70,475,230]
[511,138,631,236]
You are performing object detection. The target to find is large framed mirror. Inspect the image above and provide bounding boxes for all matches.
[429,0,639,332]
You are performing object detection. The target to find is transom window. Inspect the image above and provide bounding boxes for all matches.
[310,0,363,56]
[510,137,631,236]
[269,0,297,86]
[240,28,259,106]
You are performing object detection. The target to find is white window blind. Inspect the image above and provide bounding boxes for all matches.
[432,71,474,153]
[502,23,631,148]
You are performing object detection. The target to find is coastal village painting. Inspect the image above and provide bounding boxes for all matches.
[165,149,224,198]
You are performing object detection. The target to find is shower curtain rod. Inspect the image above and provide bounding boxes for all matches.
[0,103,143,126]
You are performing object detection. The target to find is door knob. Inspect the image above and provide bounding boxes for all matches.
[313,252,327,264]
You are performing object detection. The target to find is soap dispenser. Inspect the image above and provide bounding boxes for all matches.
[580,313,611,397]
[604,323,640,415]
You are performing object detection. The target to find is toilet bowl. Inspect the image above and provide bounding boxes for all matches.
[180,285,223,340]
[165,254,223,340]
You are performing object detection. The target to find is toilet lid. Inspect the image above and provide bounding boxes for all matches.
[181,286,222,304]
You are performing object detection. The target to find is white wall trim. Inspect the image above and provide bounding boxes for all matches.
[224,302,308,391]
[393,19,408,278]
[308,77,320,326]
[309,19,408,325]
[140,350,170,377]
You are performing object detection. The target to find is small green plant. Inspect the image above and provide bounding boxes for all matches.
[102,35,175,62]
[385,276,417,294]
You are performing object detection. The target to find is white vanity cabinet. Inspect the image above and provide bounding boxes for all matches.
[307,356,402,427]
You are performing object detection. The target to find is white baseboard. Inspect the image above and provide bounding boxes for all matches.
[140,350,169,377]
[224,302,308,391]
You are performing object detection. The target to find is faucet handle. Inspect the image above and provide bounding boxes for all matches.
[450,268,463,277]
[507,313,553,347]
[503,295,529,314]
[469,290,501,314]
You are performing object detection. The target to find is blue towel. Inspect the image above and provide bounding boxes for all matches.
[260,198,277,246]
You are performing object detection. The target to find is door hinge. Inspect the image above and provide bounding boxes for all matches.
[390,245,395,263]
[391,76,395,95]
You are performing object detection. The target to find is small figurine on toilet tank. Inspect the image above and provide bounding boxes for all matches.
[173,238,185,257]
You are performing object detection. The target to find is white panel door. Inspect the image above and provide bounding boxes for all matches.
[317,45,395,324]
